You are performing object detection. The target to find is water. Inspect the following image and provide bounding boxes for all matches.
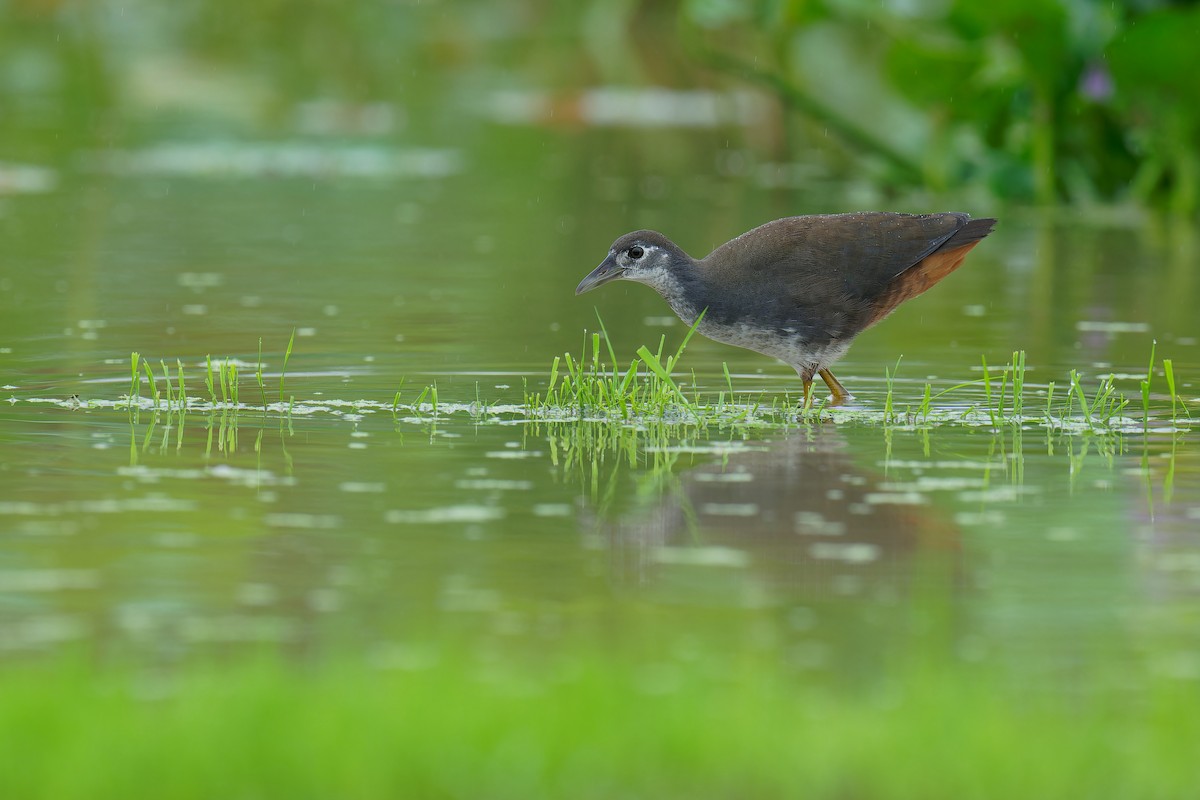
[2,1,1199,711]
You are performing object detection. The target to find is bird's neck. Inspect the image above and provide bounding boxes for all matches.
[634,265,704,326]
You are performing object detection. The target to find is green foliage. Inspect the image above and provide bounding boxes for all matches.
[1106,6,1200,213]
[683,0,1197,212]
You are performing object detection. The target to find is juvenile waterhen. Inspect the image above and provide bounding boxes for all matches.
[575,211,996,405]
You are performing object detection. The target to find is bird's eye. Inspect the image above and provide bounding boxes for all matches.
[628,246,645,260]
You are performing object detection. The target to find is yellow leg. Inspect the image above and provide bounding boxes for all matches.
[818,368,851,406]
[801,377,813,409]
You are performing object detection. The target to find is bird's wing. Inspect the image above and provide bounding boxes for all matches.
[701,212,992,339]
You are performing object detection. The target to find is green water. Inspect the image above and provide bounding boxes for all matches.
[2,3,1200,794]
[5,130,1198,679]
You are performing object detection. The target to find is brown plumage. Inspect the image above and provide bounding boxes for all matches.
[576,212,996,405]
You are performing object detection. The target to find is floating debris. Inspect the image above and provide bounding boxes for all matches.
[699,502,760,517]
[0,161,56,194]
[90,141,463,180]
[809,542,881,563]
[385,506,504,524]
[0,569,99,592]
[488,87,766,128]
[1076,320,1151,334]
[651,546,751,568]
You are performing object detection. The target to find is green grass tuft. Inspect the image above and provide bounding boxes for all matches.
[528,311,707,421]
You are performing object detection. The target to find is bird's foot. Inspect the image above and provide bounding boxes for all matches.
[818,368,852,407]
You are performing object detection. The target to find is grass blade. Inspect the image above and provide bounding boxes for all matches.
[256,337,267,410]
[280,328,296,405]
[129,352,141,409]
[141,360,159,408]
[205,355,215,404]
[177,359,187,409]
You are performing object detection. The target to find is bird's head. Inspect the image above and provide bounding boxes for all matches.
[575,230,687,295]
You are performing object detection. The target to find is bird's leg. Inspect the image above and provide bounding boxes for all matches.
[818,368,851,406]
[801,377,813,409]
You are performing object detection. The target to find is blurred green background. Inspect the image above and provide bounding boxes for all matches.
[3,0,1198,210]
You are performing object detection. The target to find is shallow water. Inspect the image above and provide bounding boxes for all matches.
[2,11,1200,697]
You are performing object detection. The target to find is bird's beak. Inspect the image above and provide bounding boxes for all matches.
[575,255,624,295]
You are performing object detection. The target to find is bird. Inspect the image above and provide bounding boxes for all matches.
[575,211,996,406]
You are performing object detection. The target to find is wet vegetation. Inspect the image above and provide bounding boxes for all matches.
[85,331,1191,439]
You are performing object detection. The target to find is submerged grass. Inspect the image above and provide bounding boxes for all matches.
[1,643,1197,800]
[522,325,1175,434]
[111,331,1188,436]
[412,382,439,417]
[525,312,799,428]
[1066,369,1129,429]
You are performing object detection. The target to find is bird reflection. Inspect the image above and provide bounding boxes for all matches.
[595,427,961,605]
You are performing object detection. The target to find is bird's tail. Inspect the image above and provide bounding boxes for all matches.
[944,217,997,250]
[865,216,996,327]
